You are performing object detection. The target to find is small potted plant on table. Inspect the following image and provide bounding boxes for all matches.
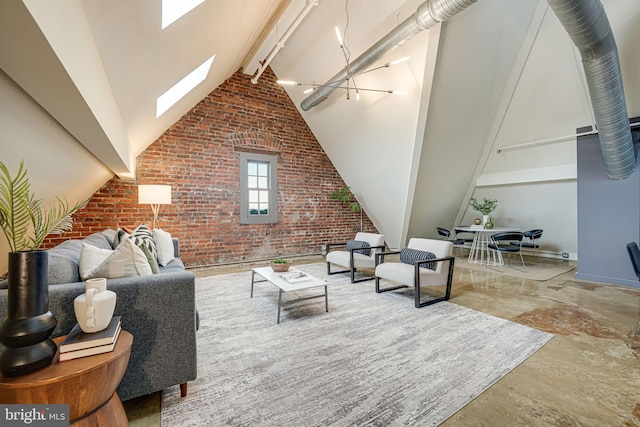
[270,258,291,272]
[469,197,498,229]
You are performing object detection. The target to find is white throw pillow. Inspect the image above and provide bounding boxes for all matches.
[153,228,175,267]
[82,238,153,280]
[79,243,113,280]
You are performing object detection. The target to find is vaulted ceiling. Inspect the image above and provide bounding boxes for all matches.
[1,0,639,251]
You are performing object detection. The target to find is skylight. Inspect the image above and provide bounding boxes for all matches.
[162,0,205,29]
[156,55,215,118]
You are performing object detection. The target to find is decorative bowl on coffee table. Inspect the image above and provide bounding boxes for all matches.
[270,259,291,272]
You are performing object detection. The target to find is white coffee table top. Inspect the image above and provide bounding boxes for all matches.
[252,266,328,292]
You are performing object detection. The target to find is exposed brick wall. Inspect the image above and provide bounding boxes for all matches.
[43,67,378,268]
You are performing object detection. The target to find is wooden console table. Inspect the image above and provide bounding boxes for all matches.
[0,330,133,426]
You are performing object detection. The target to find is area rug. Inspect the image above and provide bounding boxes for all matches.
[457,260,574,281]
[161,262,553,426]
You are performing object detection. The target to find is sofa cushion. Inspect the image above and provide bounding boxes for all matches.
[345,240,371,256]
[130,224,157,260]
[82,232,114,251]
[81,238,153,279]
[138,243,160,274]
[48,239,83,285]
[153,228,175,267]
[159,257,185,272]
[399,248,437,270]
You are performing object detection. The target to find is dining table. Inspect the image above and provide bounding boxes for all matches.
[454,226,520,266]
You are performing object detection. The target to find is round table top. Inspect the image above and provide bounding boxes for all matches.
[454,226,520,233]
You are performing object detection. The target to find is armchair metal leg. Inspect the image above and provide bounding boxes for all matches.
[414,259,454,308]
[327,262,349,276]
[375,276,408,293]
[351,267,376,283]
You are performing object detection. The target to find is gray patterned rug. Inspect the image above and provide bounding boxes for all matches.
[162,262,553,426]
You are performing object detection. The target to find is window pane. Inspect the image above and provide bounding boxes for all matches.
[248,176,257,188]
[259,191,269,204]
[249,190,259,203]
[248,162,257,175]
[258,177,268,189]
[249,203,259,215]
[258,163,268,176]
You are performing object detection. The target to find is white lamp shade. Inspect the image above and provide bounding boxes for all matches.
[138,185,172,205]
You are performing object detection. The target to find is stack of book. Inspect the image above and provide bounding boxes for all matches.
[58,316,122,362]
[470,224,485,230]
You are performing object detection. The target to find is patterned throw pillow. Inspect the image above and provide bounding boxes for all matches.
[399,248,437,270]
[129,224,157,260]
[138,243,160,274]
[345,240,371,256]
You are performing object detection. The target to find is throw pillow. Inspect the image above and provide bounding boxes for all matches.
[345,240,371,256]
[81,238,153,280]
[399,248,437,270]
[153,228,175,267]
[138,243,160,274]
[130,223,157,260]
[79,243,113,280]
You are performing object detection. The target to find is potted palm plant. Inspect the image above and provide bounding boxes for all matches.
[0,160,87,377]
[469,197,498,228]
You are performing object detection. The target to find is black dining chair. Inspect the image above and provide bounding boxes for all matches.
[487,231,527,272]
[626,242,640,348]
[514,229,543,264]
[437,227,470,259]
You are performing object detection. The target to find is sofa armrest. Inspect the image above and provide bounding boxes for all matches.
[106,270,197,400]
[172,237,180,258]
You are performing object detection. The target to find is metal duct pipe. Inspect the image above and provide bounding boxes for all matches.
[547,0,635,179]
[300,0,478,111]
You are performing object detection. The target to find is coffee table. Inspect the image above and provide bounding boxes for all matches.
[251,266,329,324]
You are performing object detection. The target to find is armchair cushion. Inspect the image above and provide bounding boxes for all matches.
[346,240,371,256]
[399,248,436,270]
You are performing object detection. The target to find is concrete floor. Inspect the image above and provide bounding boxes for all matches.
[123,256,640,426]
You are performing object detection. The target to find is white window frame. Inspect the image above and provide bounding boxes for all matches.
[240,152,278,224]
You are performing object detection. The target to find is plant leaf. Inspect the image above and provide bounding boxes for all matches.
[0,160,32,252]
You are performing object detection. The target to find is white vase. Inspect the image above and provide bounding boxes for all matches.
[74,278,117,333]
[482,214,490,226]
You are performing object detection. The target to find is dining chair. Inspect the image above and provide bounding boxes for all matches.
[513,229,543,264]
[436,227,468,259]
[626,242,640,348]
[487,231,527,272]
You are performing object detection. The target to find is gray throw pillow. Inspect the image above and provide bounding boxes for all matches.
[346,240,371,256]
[400,248,437,270]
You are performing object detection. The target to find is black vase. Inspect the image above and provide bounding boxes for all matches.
[0,251,57,377]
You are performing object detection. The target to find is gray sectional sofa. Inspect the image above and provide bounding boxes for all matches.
[0,229,198,401]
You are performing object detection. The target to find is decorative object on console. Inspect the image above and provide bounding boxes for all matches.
[484,218,494,229]
[138,184,172,229]
[73,278,117,333]
[473,218,482,225]
[270,258,291,272]
[0,160,87,377]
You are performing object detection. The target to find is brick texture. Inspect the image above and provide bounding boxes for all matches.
[42,67,379,268]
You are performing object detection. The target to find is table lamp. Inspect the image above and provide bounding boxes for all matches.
[138,185,172,229]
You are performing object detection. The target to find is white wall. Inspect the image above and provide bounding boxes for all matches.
[0,70,113,271]
[272,0,432,248]
[411,0,640,260]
